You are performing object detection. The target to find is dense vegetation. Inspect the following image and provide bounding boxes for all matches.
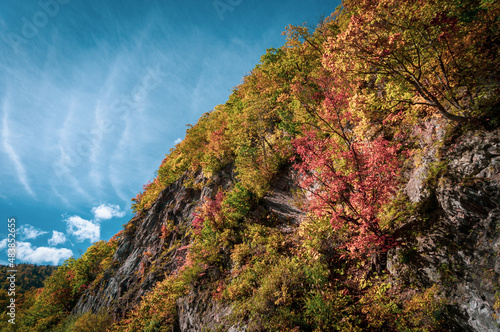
[9,0,499,331]
[0,264,57,325]
[0,238,119,331]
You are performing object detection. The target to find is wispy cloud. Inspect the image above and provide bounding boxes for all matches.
[109,118,132,204]
[52,159,92,201]
[16,241,72,265]
[48,230,67,246]
[19,224,48,240]
[1,98,36,198]
[52,99,93,201]
[88,102,107,191]
[50,184,71,207]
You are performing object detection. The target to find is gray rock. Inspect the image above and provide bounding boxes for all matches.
[389,127,500,331]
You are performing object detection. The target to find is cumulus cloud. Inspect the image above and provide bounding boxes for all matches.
[16,241,73,265]
[48,231,67,246]
[92,203,125,220]
[65,216,100,243]
[63,203,124,244]
[19,224,48,240]
[0,239,7,251]
[174,137,182,145]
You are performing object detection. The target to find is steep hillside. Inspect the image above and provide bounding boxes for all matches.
[12,0,500,331]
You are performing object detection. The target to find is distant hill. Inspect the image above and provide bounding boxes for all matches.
[0,264,57,311]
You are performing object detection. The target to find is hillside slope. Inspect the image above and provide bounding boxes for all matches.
[12,0,500,331]
[72,125,500,331]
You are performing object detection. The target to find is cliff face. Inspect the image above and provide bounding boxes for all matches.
[12,1,497,329]
[73,167,233,318]
[436,129,500,331]
[73,165,304,329]
[389,125,500,331]
[73,125,500,331]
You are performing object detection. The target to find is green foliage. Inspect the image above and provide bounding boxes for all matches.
[130,18,332,212]
[53,310,113,332]
[18,262,74,331]
[223,220,356,331]
[222,182,255,223]
[219,212,447,331]
[326,0,500,132]
[69,240,118,296]
[113,273,189,332]
[15,237,119,331]
[359,283,446,331]
[0,264,56,317]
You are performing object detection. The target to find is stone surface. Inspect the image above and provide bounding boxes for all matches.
[73,165,303,330]
[174,288,246,332]
[389,127,500,331]
[73,167,235,322]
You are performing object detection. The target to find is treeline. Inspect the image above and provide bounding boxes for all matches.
[0,264,57,331]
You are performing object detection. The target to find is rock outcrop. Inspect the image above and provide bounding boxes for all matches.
[73,165,304,330]
[73,167,234,319]
[389,126,500,331]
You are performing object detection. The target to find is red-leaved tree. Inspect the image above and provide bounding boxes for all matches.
[292,74,402,259]
[294,133,401,258]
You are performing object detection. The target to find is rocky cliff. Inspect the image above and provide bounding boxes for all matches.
[73,164,305,330]
[388,125,500,331]
[73,166,234,318]
[12,1,499,330]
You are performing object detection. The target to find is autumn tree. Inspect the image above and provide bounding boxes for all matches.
[293,73,402,260]
[324,0,500,126]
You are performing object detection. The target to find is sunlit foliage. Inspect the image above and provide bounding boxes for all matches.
[15,0,499,330]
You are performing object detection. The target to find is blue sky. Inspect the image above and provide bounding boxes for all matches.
[0,0,339,265]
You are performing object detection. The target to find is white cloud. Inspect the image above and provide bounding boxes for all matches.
[48,231,67,246]
[174,137,182,145]
[66,216,100,243]
[92,203,125,220]
[16,241,73,265]
[19,224,48,240]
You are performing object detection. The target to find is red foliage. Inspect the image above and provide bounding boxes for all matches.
[191,214,204,235]
[159,224,170,239]
[66,270,75,282]
[293,131,401,257]
[192,191,225,234]
[212,279,226,301]
[109,230,124,242]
